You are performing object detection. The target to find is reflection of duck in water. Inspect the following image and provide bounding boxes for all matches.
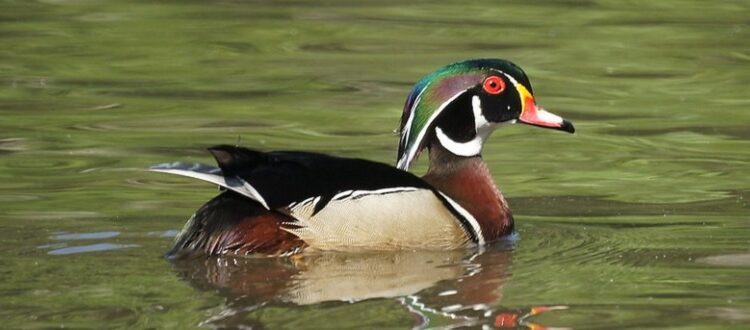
[172,246,567,329]
[152,59,574,257]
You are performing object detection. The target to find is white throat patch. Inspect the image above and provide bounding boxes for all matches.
[435,95,495,157]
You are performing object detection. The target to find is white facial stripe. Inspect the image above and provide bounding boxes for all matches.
[493,71,532,126]
[435,127,482,157]
[498,71,520,88]
[435,95,495,157]
[472,95,494,140]
[399,71,524,169]
[400,87,427,153]
[499,71,530,115]
[397,88,470,170]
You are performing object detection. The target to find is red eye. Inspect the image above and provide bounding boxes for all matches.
[482,76,506,94]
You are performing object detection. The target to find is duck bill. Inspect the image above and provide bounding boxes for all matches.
[519,104,575,133]
[516,85,575,133]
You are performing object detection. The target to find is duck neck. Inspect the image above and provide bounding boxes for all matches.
[422,142,514,241]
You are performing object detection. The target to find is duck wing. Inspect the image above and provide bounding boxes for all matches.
[151,145,483,249]
[151,145,432,211]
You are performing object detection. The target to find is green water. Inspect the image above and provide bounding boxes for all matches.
[1,0,749,328]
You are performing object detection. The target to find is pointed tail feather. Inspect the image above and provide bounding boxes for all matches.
[149,162,270,209]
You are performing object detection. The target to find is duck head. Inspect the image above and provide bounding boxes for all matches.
[396,59,575,170]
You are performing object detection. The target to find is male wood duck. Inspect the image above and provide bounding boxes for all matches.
[152,59,574,258]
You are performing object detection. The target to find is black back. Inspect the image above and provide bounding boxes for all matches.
[208,145,434,210]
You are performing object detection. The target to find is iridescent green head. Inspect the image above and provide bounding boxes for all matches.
[396,59,575,170]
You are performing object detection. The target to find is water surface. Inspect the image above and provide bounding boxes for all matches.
[1,0,749,328]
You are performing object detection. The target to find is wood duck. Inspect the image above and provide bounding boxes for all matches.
[152,59,574,258]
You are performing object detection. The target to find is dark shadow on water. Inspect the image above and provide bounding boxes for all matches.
[170,244,568,329]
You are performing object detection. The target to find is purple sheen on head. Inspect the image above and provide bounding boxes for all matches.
[397,73,483,165]
[409,73,482,144]
[431,73,483,101]
[396,59,533,168]
[399,73,483,135]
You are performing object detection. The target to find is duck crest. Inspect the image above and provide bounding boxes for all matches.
[397,72,483,170]
[396,59,539,170]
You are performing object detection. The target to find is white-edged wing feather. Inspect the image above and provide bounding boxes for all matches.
[149,162,269,209]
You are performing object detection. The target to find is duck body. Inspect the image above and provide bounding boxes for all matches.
[154,59,574,257]
[156,146,501,257]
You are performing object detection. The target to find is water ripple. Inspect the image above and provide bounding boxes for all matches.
[50,231,120,241]
[48,243,139,255]
[0,138,26,154]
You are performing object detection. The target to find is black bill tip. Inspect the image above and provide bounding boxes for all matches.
[560,120,575,134]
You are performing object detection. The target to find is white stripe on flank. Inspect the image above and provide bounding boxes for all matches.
[150,168,270,209]
[285,189,471,250]
[438,192,485,245]
[338,187,420,201]
[293,187,421,212]
[331,189,355,200]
